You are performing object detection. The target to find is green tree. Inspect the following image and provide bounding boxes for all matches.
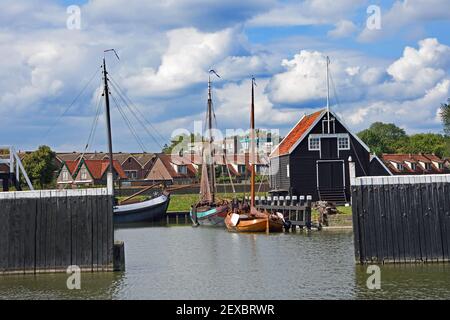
[358,122,409,155]
[402,133,447,157]
[22,145,57,189]
[441,98,450,136]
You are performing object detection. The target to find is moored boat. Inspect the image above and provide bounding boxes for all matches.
[114,192,170,224]
[98,52,171,224]
[224,77,283,233]
[190,202,229,226]
[191,70,231,227]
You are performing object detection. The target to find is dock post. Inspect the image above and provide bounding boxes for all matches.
[113,241,126,272]
[306,195,312,230]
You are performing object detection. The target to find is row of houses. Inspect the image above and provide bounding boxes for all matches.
[54,152,269,188]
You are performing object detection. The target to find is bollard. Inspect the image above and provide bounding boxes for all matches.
[113,241,126,272]
[305,195,312,230]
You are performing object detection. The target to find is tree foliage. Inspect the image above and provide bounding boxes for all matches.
[358,122,450,157]
[441,98,450,136]
[22,145,57,189]
[357,122,409,155]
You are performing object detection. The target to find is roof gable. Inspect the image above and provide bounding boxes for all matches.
[270,109,370,158]
[270,110,324,157]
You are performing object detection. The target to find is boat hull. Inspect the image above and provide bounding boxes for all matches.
[190,204,229,226]
[113,194,170,224]
[225,215,268,232]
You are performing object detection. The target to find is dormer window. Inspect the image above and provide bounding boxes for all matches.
[410,163,417,171]
[397,163,404,171]
[424,163,432,171]
[177,165,187,174]
[62,170,70,181]
[438,163,444,170]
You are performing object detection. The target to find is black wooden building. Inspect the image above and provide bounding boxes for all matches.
[269,109,390,203]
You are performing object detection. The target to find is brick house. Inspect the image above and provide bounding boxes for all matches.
[57,159,126,188]
[381,154,450,175]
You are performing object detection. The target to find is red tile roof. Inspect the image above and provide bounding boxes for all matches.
[271,110,324,157]
[381,154,449,175]
[64,160,80,175]
[83,160,127,179]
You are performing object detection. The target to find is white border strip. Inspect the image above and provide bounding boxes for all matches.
[0,188,110,200]
[352,174,450,186]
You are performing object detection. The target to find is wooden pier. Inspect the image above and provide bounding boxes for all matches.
[0,188,121,275]
[351,175,450,264]
[252,195,316,230]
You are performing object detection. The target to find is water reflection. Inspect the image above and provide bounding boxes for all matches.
[0,272,123,300]
[354,263,450,300]
[0,226,449,300]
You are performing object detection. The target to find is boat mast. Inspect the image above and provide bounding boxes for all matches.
[207,70,216,203]
[102,57,115,197]
[326,56,331,134]
[250,77,256,208]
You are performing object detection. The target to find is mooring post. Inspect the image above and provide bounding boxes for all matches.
[306,195,312,230]
[113,241,126,272]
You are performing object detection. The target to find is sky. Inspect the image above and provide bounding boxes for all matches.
[1,0,450,152]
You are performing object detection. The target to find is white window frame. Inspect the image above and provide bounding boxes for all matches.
[62,170,69,182]
[322,118,336,134]
[80,168,88,180]
[337,136,350,151]
[397,163,404,171]
[125,170,138,179]
[308,137,321,151]
[177,165,187,174]
[286,164,290,178]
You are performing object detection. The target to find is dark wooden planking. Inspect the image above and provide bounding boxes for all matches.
[92,194,98,272]
[0,198,11,272]
[107,195,114,268]
[383,184,395,262]
[101,194,109,269]
[23,198,37,273]
[373,184,385,263]
[351,186,361,263]
[443,183,450,261]
[432,183,444,262]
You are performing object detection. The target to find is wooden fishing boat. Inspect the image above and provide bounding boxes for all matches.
[224,78,283,233]
[190,70,231,227]
[191,202,229,227]
[114,192,170,224]
[98,52,171,224]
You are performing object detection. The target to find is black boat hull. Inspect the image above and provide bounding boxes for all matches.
[113,194,170,224]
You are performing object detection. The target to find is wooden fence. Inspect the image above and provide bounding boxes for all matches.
[0,188,114,274]
[351,175,450,264]
[253,195,314,230]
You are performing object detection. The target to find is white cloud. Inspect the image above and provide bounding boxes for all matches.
[359,0,450,42]
[328,20,357,38]
[265,38,450,133]
[123,28,241,96]
[248,0,366,27]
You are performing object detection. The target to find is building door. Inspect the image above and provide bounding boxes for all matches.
[321,137,338,159]
[317,160,345,190]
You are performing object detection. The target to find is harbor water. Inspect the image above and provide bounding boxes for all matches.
[0,225,449,300]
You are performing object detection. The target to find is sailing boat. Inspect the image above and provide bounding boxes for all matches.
[190,70,230,227]
[224,77,284,233]
[98,52,170,224]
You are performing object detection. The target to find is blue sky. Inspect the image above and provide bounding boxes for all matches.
[1,0,450,152]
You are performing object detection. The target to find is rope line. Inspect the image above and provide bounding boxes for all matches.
[41,66,101,142]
